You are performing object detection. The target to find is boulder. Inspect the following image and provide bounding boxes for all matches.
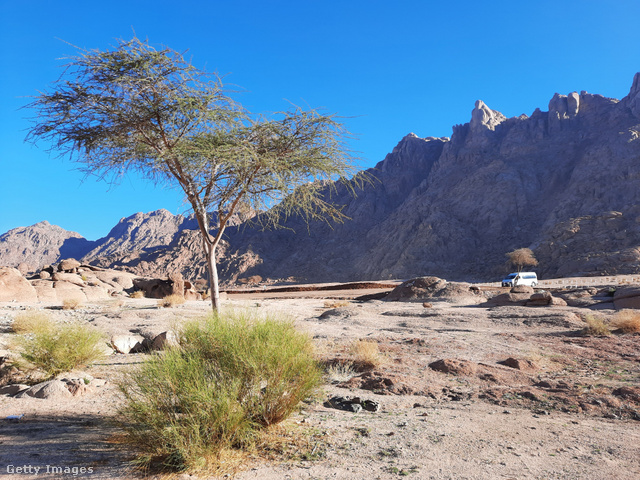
[169,272,185,297]
[81,285,111,301]
[58,258,81,272]
[93,270,135,291]
[30,280,57,302]
[111,334,145,354]
[16,379,72,399]
[132,277,173,299]
[39,270,51,280]
[0,267,38,302]
[613,286,640,310]
[150,331,179,350]
[52,272,85,287]
[511,285,534,294]
[386,276,482,304]
[52,281,87,302]
[484,292,531,307]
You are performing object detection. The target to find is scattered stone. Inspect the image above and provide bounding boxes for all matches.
[324,395,380,413]
[422,302,433,308]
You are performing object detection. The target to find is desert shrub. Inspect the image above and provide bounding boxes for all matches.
[611,310,640,333]
[323,300,350,309]
[350,339,385,370]
[325,361,357,384]
[130,290,145,299]
[158,294,186,308]
[15,321,106,378]
[581,314,611,336]
[117,310,322,471]
[11,311,53,334]
[62,298,83,310]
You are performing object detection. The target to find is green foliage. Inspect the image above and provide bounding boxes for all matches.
[26,36,367,310]
[15,319,106,378]
[117,310,322,471]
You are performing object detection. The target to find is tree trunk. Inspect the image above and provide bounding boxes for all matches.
[206,242,221,311]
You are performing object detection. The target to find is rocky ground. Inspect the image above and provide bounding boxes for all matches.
[0,283,639,479]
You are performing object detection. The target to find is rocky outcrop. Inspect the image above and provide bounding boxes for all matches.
[385,276,484,304]
[0,222,96,274]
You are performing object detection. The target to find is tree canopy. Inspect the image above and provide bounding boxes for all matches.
[26,37,365,309]
[506,248,538,273]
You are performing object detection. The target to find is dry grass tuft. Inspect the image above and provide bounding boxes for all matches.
[130,290,145,299]
[323,300,350,309]
[158,294,186,308]
[62,298,83,310]
[11,311,53,334]
[581,314,611,336]
[325,361,357,384]
[611,310,640,333]
[350,339,385,370]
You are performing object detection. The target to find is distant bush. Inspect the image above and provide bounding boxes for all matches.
[117,310,322,471]
[158,294,186,308]
[130,290,145,299]
[581,314,611,336]
[14,320,106,378]
[612,310,640,333]
[62,298,83,310]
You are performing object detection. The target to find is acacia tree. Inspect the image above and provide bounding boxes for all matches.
[26,37,362,310]
[506,248,539,273]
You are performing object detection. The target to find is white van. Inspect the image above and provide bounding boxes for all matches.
[501,272,538,287]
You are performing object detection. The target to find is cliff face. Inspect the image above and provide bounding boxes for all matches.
[3,73,640,283]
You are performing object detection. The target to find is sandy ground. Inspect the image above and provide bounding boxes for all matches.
[0,290,639,479]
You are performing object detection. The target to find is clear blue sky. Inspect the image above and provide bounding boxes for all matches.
[1,0,639,240]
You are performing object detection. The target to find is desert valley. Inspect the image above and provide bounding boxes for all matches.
[1,74,640,479]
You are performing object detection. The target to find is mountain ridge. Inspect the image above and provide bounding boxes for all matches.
[2,73,640,284]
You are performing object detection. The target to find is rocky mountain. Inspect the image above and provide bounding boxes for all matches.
[0,221,96,272]
[2,73,640,284]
